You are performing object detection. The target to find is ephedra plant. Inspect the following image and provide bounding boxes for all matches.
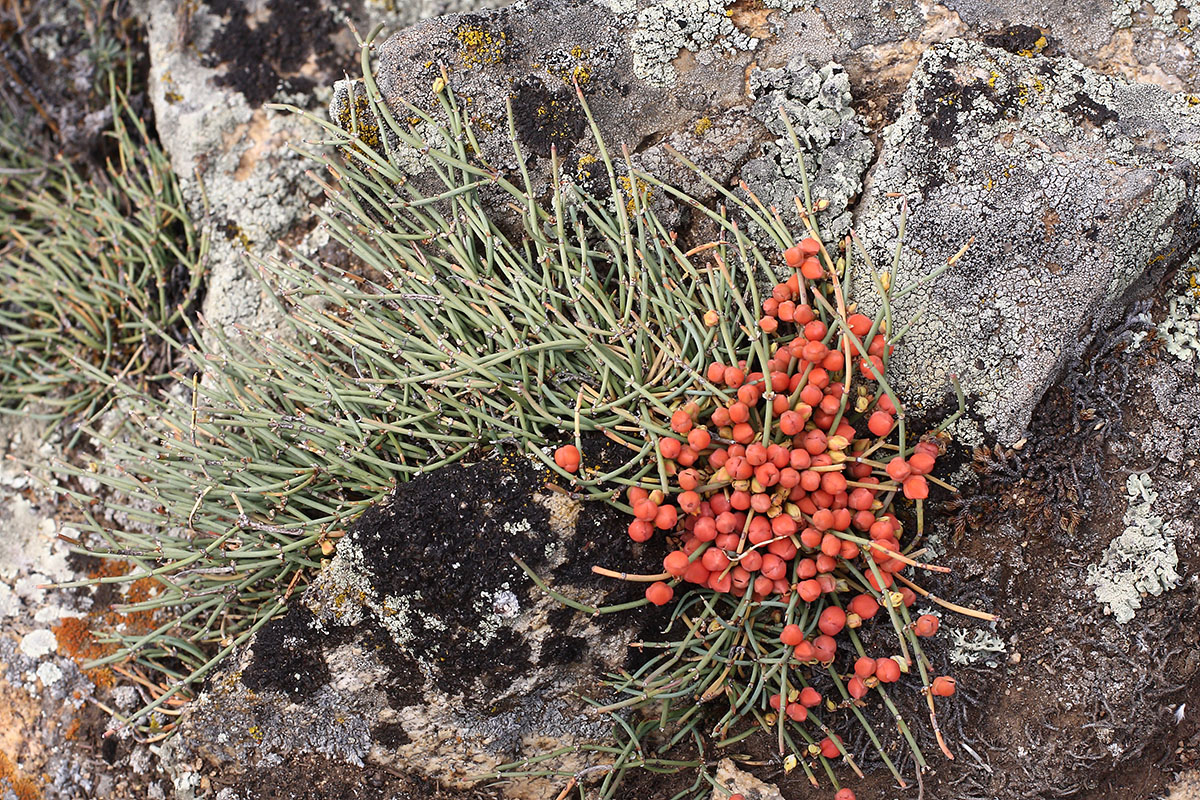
[0,63,207,432]
[513,222,985,798]
[53,26,989,795]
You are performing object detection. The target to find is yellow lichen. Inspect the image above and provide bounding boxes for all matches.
[618,175,653,216]
[456,27,508,68]
[334,89,382,150]
[694,116,713,136]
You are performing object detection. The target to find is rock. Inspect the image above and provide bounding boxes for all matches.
[163,455,668,799]
[852,38,1200,444]
[1169,769,1200,800]
[329,0,874,241]
[140,0,509,332]
[709,758,785,799]
[0,415,171,800]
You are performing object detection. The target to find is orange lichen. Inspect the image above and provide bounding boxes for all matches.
[0,751,41,800]
[52,616,115,689]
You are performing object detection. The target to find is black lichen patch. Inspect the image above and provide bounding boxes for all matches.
[981,24,1052,56]
[918,64,1022,152]
[350,456,553,699]
[243,606,331,701]
[1065,92,1119,127]
[371,720,412,750]
[203,0,340,108]
[540,629,587,666]
[511,75,586,158]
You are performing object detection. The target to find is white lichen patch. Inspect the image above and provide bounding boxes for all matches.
[949,627,1007,666]
[472,584,519,647]
[19,628,57,659]
[36,661,63,686]
[1088,473,1181,624]
[305,538,374,628]
[630,0,758,88]
[1154,252,1200,366]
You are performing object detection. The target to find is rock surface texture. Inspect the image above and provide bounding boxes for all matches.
[161,455,666,800]
[140,0,510,332]
[854,39,1200,443]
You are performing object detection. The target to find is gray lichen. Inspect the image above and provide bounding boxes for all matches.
[630,0,758,88]
[1087,473,1181,624]
[741,56,874,246]
[949,627,1007,667]
[1155,253,1200,366]
[1110,0,1200,35]
[853,38,1200,445]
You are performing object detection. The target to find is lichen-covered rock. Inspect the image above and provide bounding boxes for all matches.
[329,0,874,242]
[162,454,667,800]
[740,57,875,242]
[141,0,510,332]
[853,38,1200,444]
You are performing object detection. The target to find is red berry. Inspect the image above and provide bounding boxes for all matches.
[875,658,901,683]
[645,581,674,606]
[903,475,929,500]
[797,579,821,603]
[554,444,581,472]
[819,734,842,759]
[663,551,690,576]
[848,594,879,620]
[847,313,872,337]
[659,437,682,459]
[628,519,653,542]
[818,606,846,636]
[654,504,678,530]
[868,410,894,437]
[886,456,912,481]
[931,676,957,697]
[835,789,857,800]
[913,614,940,637]
[633,500,658,521]
[813,634,837,663]
[853,656,877,678]
[908,451,936,475]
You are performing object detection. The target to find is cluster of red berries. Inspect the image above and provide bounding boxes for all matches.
[552,234,958,796]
